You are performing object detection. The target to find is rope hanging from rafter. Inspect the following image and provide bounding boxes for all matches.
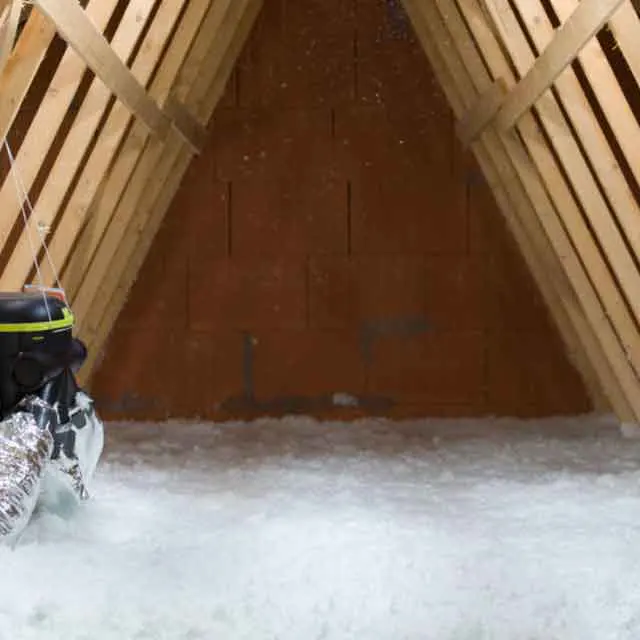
[3,138,68,320]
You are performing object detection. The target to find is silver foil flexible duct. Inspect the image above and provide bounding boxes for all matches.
[0,411,52,540]
[0,391,104,541]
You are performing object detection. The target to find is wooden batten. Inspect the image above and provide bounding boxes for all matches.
[451,0,640,420]
[0,0,260,379]
[43,0,207,295]
[0,0,21,77]
[32,0,170,139]
[0,9,56,147]
[401,0,640,420]
[456,78,506,147]
[57,0,229,299]
[69,0,257,338]
[404,0,623,416]
[473,0,626,135]
[0,0,157,290]
[455,0,640,417]
[79,0,264,382]
[164,95,208,154]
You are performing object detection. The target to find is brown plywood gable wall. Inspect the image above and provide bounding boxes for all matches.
[90,0,591,420]
[4,0,640,422]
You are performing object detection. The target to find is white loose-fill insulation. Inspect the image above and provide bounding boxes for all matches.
[1,414,639,639]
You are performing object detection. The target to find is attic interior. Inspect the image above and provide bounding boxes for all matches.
[6,0,640,635]
[0,0,640,424]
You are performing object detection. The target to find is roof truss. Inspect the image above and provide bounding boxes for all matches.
[402,0,640,421]
[0,0,262,385]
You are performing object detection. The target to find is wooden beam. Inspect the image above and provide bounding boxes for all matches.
[81,148,191,384]
[459,0,626,139]
[0,0,21,76]
[0,0,116,249]
[52,0,228,299]
[407,0,639,419]
[32,0,170,138]
[73,0,258,338]
[503,0,640,292]
[164,95,207,154]
[412,3,612,412]
[600,3,640,98]
[0,0,158,290]
[490,0,625,131]
[80,0,263,383]
[551,0,640,219]
[456,77,506,146]
[447,0,640,418]
[33,0,206,295]
[482,0,640,330]
[0,9,56,146]
[416,0,624,415]
[413,0,613,412]
[476,0,640,371]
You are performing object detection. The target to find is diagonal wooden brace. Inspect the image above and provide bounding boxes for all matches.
[491,0,625,132]
[458,0,625,142]
[164,95,207,154]
[0,0,21,77]
[32,0,171,139]
[456,78,507,147]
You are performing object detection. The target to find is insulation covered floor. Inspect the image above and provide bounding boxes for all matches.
[2,415,640,639]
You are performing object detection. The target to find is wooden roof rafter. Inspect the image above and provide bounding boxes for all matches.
[459,0,626,143]
[0,7,56,144]
[57,0,240,301]
[0,0,159,287]
[0,0,21,77]
[74,0,262,349]
[400,0,637,420]
[80,0,263,381]
[32,0,171,140]
[401,0,640,422]
[0,0,191,294]
[0,0,262,383]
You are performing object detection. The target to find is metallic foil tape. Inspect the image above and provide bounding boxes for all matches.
[0,411,52,540]
[0,391,104,541]
[40,391,105,508]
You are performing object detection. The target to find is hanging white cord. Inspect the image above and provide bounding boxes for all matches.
[3,138,52,321]
[35,219,66,302]
[2,142,67,305]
